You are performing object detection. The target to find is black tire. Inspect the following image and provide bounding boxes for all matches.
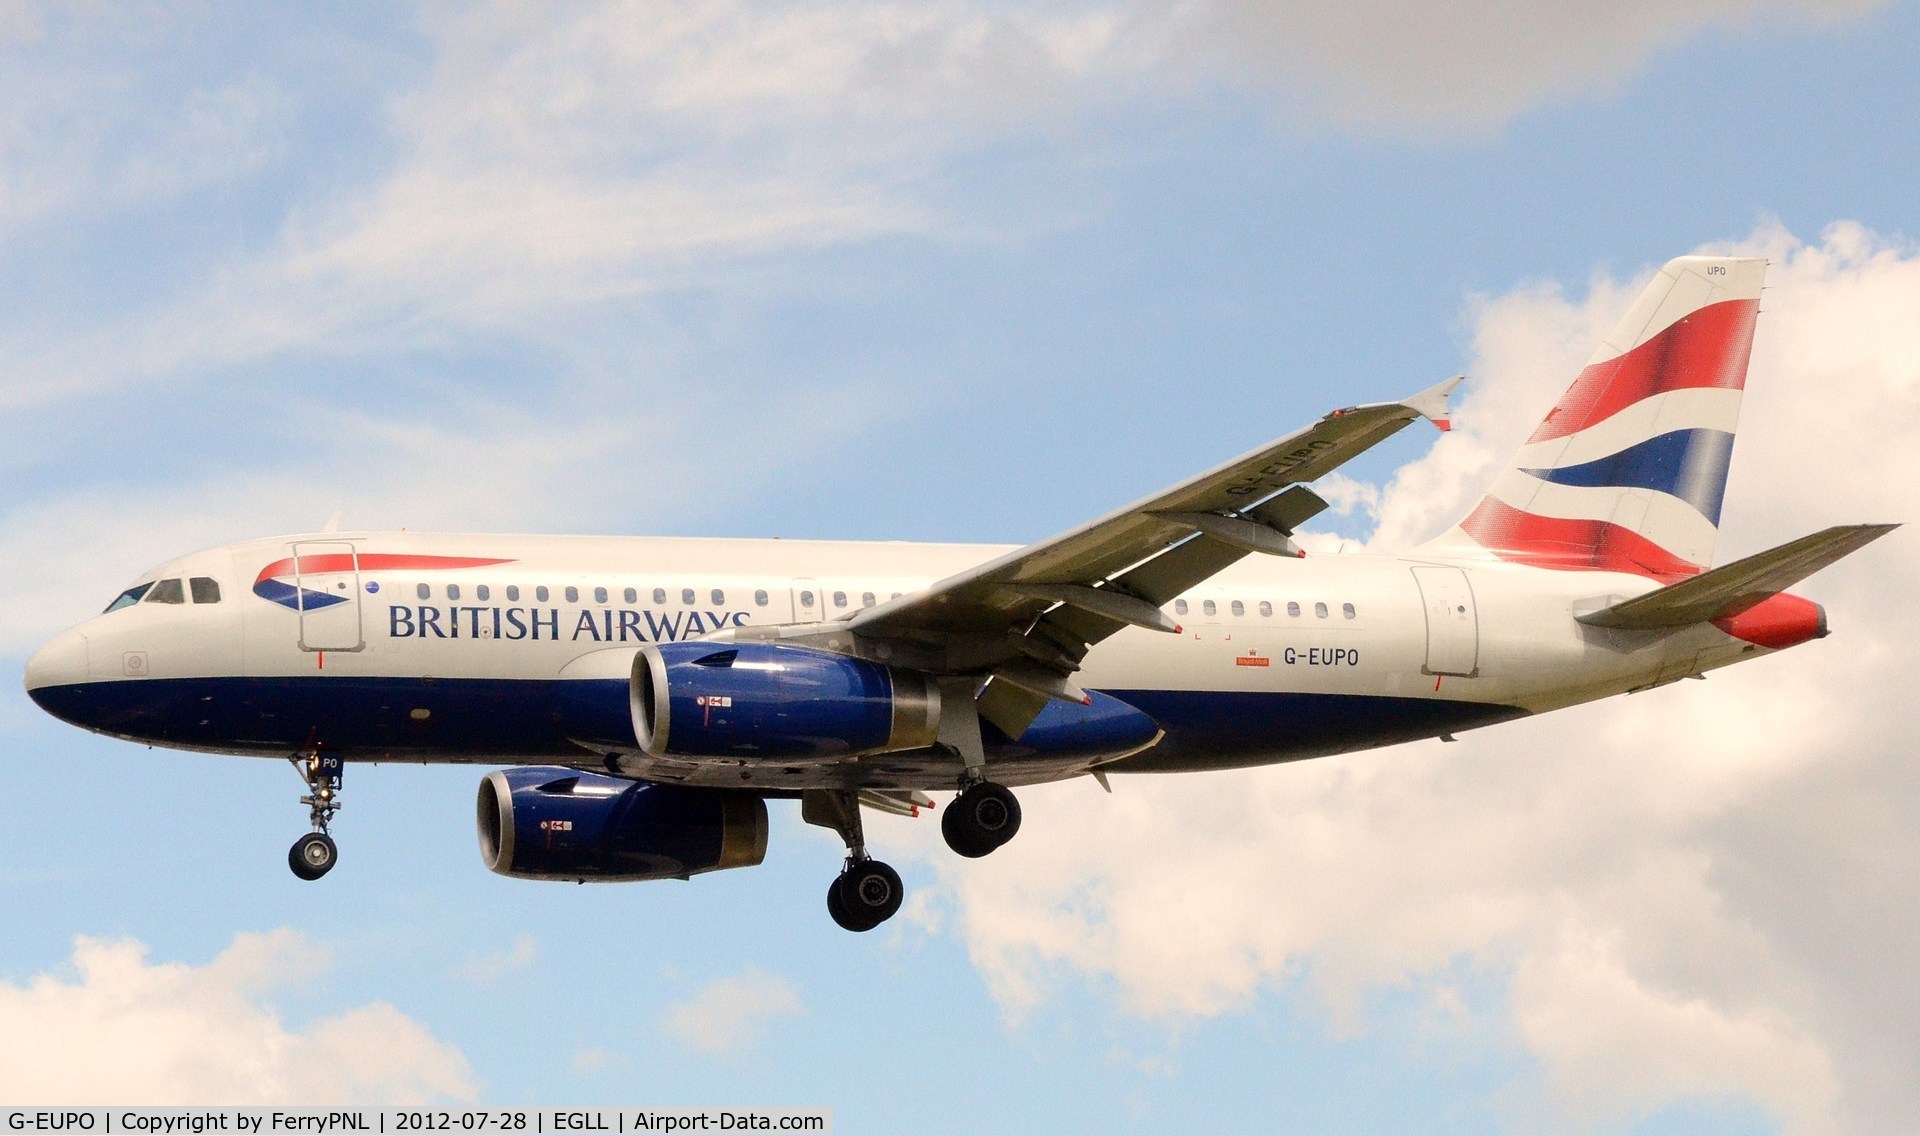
[289,832,337,881]
[942,782,1022,858]
[827,873,877,932]
[835,859,903,929]
[941,801,994,858]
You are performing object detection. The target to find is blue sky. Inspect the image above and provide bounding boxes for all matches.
[4,2,1920,1132]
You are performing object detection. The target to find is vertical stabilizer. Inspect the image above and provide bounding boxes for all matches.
[1428,256,1766,580]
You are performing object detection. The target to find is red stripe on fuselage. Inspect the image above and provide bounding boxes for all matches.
[1458,498,1703,581]
[1527,298,1758,444]
[254,553,514,586]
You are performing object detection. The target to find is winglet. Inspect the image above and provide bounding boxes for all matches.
[1403,375,1465,432]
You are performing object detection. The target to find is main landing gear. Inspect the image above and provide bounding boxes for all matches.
[287,752,342,881]
[802,790,904,933]
[931,679,1022,859]
[941,779,1021,858]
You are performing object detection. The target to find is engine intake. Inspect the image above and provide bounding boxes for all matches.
[477,766,767,882]
[631,642,939,759]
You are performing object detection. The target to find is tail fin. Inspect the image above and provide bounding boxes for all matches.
[1431,255,1767,581]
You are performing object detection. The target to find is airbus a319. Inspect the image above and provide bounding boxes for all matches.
[23,256,1895,931]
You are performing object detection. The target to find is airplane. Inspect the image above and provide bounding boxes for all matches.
[22,255,1897,932]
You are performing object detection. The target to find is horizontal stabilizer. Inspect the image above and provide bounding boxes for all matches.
[1576,523,1898,630]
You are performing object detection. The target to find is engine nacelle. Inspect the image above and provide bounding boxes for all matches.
[630,642,940,759]
[477,766,767,882]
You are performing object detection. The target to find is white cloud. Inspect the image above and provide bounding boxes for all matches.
[910,224,1920,1134]
[1165,0,1881,134]
[571,1047,620,1073]
[458,933,538,983]
[0,930,477,1104]
[660,967,802,1055]
[4,1,1884,415]
[0,7,289,239]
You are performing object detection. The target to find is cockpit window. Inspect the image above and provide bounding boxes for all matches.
[146,578,186,604]
[190,577,222,604]
[104,582,153,613]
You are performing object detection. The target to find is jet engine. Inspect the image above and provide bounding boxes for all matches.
[630,642,940,759]
[477,766,766,882]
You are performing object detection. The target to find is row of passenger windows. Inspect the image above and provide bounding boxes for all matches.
[1174,597,1357,620]
[416,583,773,607]
[380,580,1358,621]
[102,573,1352,625]
[104,577,222,612]
[408,584,911,609]
[798,590,903,609]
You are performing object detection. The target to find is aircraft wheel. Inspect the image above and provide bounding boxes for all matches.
[826,877,863,931]
[289,832,337,881]
[942,782,1021,858]
[830,859,902,931]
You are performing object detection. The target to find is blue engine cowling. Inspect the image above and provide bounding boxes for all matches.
[477,766,767,882]
[631,642,940,759]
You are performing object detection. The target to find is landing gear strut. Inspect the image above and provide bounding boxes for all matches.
[802,790,904,933]
[287,752,341,881]
[931,677,1021,858]
[942,779,1021,858]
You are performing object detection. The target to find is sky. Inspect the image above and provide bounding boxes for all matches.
[2,1,1918,1132]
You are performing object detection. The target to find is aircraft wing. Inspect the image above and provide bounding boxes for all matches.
[1576,523,1898,630]
[846,376,1463,733]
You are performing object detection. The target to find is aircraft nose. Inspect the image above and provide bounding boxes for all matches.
[24,629,89,700]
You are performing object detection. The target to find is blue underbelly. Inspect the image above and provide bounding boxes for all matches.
[28,676,1527,771]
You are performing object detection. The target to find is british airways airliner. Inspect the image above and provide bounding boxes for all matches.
[22,256,1895,931]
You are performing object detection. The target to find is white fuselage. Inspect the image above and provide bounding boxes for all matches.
[23,531,1781,790]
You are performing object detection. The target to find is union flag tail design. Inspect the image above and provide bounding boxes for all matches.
[1433,255,1766,581]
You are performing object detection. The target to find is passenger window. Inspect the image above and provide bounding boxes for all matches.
[800,590,815,607]
[476,584,490,601]
[892,592,902,600]
[754,589,769,606]
[1174,599,1189,615]
[624,588,637,604]
[189,577,222,604]
[417,583,431,600]
[653,588,666,604]
[595,586,608,604]
[711,588,725,605]
[1315,601,1328,619]
[1230,600,1244,617]
[1202,599,1216,616]
[1343,603,1356,619]
[682,588,696,605]
[565,586,579,603]
[862,591,876,607]
[833,591,847,608]
[447,584,462,601]
[1287,601,1301,617]
[1259,600,1272,617]
[536,586,550,602]
[506,585,520,602]
[146,578,185,604]
[105,582,154,612]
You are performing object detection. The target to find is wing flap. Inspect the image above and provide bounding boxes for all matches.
[1576,523,1898,630]
[852,376,1463,643]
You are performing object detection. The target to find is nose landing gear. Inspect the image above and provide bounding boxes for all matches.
[287,752,342,881]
